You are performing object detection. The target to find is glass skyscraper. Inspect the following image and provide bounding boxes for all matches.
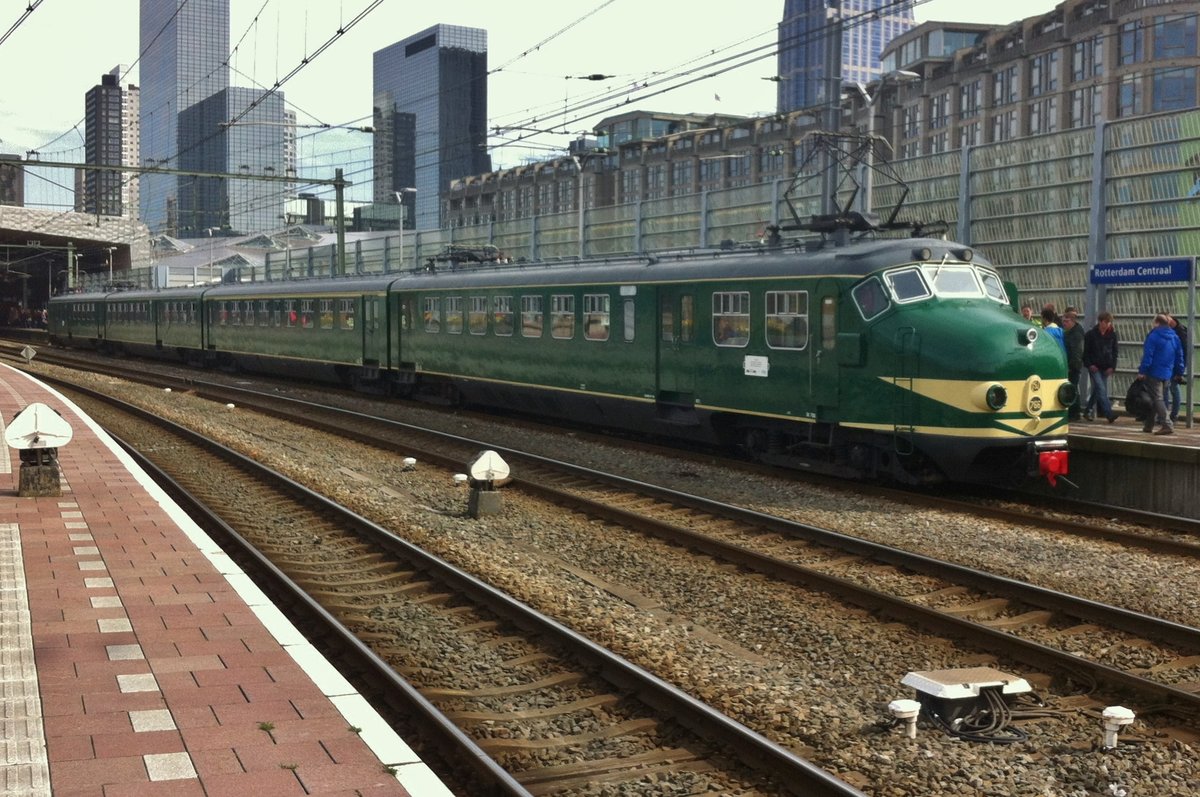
[777,0,915,113]
[178,88,287,235]
[139,0,230,234]
[373,25,491,231]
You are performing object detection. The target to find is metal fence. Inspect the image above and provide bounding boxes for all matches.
[234,108,1200,410]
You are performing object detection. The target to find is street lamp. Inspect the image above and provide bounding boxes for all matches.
[854,69,920,215]
[394,188,416,269]
[106,246,116,284]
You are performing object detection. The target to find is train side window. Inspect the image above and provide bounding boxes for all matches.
[469,296,488,335]
[319,300,334,330]
[300,300,314,328]
[821,296,837,350]
[884,267,931,303]
[660,296,675,342]
[339,299,356,330]
[258,300,270,327]
[623,298,635,343]
[423,297,440,332]
[680,295,694,342]
[766,290,809,349]
[584,294,609,341]
[493,296,514,336]
[286,300,298,327]
[521,295,543,337]
[851,279,890,321]
[978,269,1009,303]
[445,296,464,334]
[551,294,575,339]
[712,291,749,347]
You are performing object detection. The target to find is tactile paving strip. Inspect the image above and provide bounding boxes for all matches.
[0,522,50,796]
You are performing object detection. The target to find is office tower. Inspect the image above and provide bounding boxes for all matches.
[373,24,491,230]
[82,66,139,219]
[178,87,287,235]
[0,155,24,207]
[139,0,230,233]
[777,0,915,113]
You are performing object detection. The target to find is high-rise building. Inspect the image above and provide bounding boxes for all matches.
[373,24,491,230]
[0,155,24,207]
[82,66,139,220]
[177,87,288,235]
[138,0,230,233]
[777,0,915,113]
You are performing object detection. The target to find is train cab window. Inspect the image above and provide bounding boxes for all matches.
[712,291,749,347]
[445,297,464,334]
[584,294,610,341]
[623,298,635,343]
[978,269,1009,303]
[469,297,488,335]
[884,267,932,303]
[423,297,440,332]
[766,290,809,349]
[551,295,575,339]
[521,295,543,337]
[921,263,983,297]
[339,299,356,330]
[493,296,514,336]
[851,279,890,321]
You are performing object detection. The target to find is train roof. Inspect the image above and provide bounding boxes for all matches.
[385,236,987,291]
[51,237,990,302]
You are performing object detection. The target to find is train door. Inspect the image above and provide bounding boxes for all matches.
[656,286,696,405]
[812,281,840,416]
[891,326,920,451]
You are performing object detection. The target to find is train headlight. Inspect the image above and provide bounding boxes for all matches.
[1019,327,1038,346]
[1057,382,1078,408]
[972,382,1010,411]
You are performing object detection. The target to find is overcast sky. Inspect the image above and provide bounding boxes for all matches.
[0,0,1058,200]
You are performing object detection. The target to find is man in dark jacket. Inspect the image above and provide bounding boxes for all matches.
[1167,314,1189,422]
[1083,311,1119,422]
[1061,310,1085,420]
[1137,313,1185,434]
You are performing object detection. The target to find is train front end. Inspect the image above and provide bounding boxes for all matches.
[848,245,1071,486]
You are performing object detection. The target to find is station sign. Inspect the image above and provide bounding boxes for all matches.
[1090,257,1195,285]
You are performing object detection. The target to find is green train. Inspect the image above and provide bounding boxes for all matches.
[47,235,1072,486]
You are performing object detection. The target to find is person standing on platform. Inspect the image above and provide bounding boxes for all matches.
[1167,314,1189,422]
[1083,311,1119,423]
[1021,304,1040,326]
[1042,307,1064,351]
[1061,310,1085,421]
[1136,313,1184,435]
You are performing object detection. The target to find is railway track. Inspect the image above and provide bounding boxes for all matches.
[26,355,1200,723]
[7,339,1200,557]
[57,378,861,796]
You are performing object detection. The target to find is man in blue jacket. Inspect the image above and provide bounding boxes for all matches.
[1136,313,1185,435]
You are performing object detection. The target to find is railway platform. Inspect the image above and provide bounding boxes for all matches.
[0,363,450,796]
[1031,405,1200,518]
